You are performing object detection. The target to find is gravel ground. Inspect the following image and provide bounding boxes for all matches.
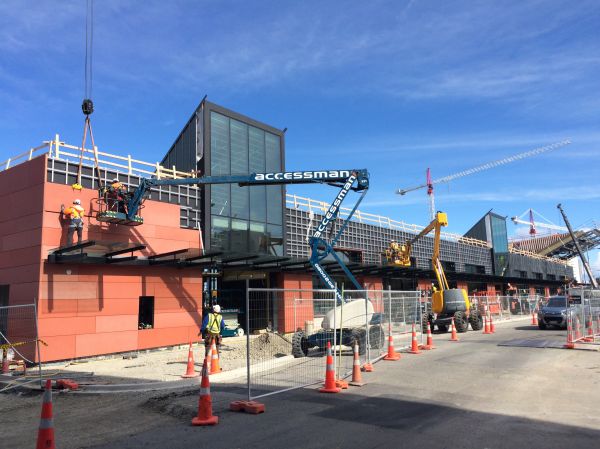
[36,333,292,384]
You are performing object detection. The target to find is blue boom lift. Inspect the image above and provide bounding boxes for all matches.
[98,169,385,356]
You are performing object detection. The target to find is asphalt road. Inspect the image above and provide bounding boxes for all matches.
[3,319,599,449]
[83,320,600,449]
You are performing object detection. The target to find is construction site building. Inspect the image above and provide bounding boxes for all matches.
[0,100,573,362]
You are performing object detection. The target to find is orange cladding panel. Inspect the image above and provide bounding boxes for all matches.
[40,335,76,361]
[38,316,96,337]
[137,326,192,350]
[75,331,138,358]
[95,314,138,333]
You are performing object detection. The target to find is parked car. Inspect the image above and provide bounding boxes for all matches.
[537,296,568,329]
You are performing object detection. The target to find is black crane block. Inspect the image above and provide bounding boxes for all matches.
[82,98,94,116]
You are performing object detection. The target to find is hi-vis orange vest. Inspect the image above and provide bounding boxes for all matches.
[65,205,85,220]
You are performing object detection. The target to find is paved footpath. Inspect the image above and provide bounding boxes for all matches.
[85,320,600,449]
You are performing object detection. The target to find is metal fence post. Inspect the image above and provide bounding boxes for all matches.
[402,298,406,332]
[365,289,371,364]
[388,286,392,343]
[33,298,43,389]
[333,283,338,374]
[246,286,251,402]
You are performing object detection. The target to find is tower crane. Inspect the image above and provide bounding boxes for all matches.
[397,140,571,220]
[511,208,567,236]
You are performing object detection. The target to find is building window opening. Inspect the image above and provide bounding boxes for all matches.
[138,296,154,330]
[0,285,9,343]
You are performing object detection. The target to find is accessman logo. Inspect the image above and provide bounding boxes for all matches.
[253,170,351,181]
[312,173,357,238]
[314,263,343,302]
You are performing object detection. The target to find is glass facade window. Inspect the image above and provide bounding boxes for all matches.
[209,111,284,255]
[211,216,230,250]
[489,214,509,276]
[231,219,249,252]
[210,112,230,176]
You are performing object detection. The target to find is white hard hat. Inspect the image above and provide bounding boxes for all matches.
[73,199,81,205]
[112,177,119,182]
[213,304,221,313]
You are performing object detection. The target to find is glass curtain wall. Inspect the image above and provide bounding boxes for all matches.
[210,111,283,255]
[490,214,509,276]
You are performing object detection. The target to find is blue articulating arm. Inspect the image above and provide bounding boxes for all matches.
[126,169,369,303]
[308,171,369,304]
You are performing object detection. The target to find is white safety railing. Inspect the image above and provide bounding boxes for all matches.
[287,193,490,249]
[1,134,192,181]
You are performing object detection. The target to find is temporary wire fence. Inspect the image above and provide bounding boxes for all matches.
[0,303,43,387]
[244,288,421,401]
[565,290,600,348]
[469,295,543,323]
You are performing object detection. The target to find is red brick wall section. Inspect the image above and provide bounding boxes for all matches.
[417,279,433,291]
[276,273,314,333]
[360,276,383,291]
[457,281,468,292]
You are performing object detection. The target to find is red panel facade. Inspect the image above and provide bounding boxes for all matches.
[0,156,204,362]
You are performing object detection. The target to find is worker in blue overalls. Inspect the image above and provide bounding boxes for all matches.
[201,304,225,355]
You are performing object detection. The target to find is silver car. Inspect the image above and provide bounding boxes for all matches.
[537,296,568,329]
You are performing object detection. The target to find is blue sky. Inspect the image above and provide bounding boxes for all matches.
[1,1,599,271]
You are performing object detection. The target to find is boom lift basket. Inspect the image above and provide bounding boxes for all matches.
[94,190,144,226]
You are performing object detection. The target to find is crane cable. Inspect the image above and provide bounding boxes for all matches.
[74,0,103,191]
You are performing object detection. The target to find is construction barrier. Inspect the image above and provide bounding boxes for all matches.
[469,295,544,323]
[0,303,43,386]
[244,288,421,401]
[564,290,600,349]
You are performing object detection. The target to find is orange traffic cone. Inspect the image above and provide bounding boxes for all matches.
[422,322,435,350]
[483,315,491,334]
[319,342,341,393]
[531,310,538,326]
[209,340,222,375]
[192,357,219,426]
[564,314,575,349]
[36,379,55,449]
[450,318,459,342]
[384,323,401,360]
[181,342,199,378]
[584,316,594,342]
[349,342,365,387]
[408,323,421,354]
[575,316,582,341]
[489,314,496,333]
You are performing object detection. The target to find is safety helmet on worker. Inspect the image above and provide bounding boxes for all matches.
[112,177,119,183]
[213,304,221,313]
[73,199,81,205]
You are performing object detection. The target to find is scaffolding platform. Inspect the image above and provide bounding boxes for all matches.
[96,211,144,226]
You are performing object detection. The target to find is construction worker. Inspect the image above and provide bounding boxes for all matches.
[201,304,225,352]
[61,199,85,246]
[108,177,127,213]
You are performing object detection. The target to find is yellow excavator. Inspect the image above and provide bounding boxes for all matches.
[384,212,483,333]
